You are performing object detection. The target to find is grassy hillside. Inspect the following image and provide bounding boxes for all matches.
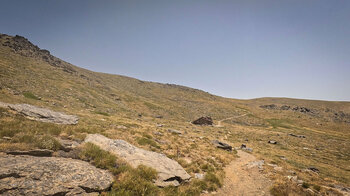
[1,33,349,195]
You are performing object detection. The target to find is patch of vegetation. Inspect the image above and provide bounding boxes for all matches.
[110,165,159,196]
[266,119,292,129]
[11,133,62,151]
[79,142,117,169]
[23,92,40,100]
[93,111,110,116]
[136,137,160,149]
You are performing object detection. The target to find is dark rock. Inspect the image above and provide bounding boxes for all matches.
[260,104,278,110]
[268,140,278,144]
[308,167,320,173]
[288,133,306,138]
[280,105,291,110]
[192,116,213,125]
[240,144,253,152]
[6,149,53,157]
[212,140,232,151]
[0,155,113,195]
[155,115,163,119]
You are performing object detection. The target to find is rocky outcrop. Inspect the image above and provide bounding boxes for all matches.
[0,102,78,124]
[0,155,114,195]
[84,134,191,187]
[212,140,232,151]
[192,116,213,125]
[0,34,76,73]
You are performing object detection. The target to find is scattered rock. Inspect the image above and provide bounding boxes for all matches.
[0,102,78,124]
[0,155,113,195]
[211,140,232,151]
[168,129,182,134]
[2,136,11,141]
[268,140,278,144]
[240,144,253,152]
[156,124,164,127]
[260,104,278,110]
[155,139,168,145]
[308,167,320,173]
[195,173,205,180]
[155,115,163,119]
[116,125,127,129]
[6,149,53,157]
[288,133,306,138]
[192,116,213,125]
[153,131,163,136]
[247,160,264,170]
[84,134,191,187]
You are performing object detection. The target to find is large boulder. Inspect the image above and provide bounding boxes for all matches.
[192,116,213,125]
[0,155,114,195]
[84,134,191,187]
[0,102,78,124]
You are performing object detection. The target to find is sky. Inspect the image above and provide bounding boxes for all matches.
[1,0,349,101]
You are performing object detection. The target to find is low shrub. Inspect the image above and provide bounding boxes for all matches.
[79,142,117,169]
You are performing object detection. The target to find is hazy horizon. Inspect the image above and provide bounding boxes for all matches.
[1,0,349,101]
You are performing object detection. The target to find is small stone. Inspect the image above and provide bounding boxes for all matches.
[168,129,182,134]
[195,173,205,180]
[268,140,277,144]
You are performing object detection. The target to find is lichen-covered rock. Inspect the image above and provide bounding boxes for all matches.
[84,134,191,187]
[0,155,114,195]
[0,102,78,124]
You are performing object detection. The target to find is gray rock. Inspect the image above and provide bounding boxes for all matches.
[84,134,191,187]
[57,138,80,152]
[6,149,53,157]
[168,129,182,134]
[194,173,205,180]
[241,144,253,152]
[0,155,113,195]
[0,102,78,124]
[212,140,232,151]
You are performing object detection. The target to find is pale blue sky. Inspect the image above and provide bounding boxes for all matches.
[1,0,349,101]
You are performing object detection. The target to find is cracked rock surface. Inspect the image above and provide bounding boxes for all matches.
[0,155,114,195]
[85,134,191,187]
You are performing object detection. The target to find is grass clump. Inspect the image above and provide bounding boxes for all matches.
[23,92,40,100]
[137,137,160,149]
[80,142,117,169]
[36,135,62,150]
[93,111,110,116]
[110,165,159,196]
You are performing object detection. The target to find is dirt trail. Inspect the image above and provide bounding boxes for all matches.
[215,114,248,127]
[205,150,272,196]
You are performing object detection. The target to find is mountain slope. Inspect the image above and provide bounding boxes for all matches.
[1,33,349,195]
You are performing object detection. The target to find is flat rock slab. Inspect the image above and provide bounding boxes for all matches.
[0,155,114,195]
[85,134,191,187]
[0,102,78,124]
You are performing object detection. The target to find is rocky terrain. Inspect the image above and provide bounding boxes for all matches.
[0,34,349,195]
